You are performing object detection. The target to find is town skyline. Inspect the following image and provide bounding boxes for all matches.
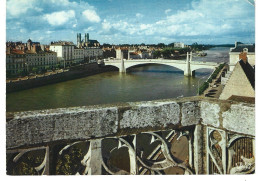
[6,0,255,45]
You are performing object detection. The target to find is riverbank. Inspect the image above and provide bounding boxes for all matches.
[6,63,117,93]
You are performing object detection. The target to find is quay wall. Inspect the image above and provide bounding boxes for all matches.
[6,63,117,93]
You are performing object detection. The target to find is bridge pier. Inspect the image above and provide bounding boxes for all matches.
[184,52,193,77]
[119,58,126,73]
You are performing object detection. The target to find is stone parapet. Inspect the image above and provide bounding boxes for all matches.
[6,97,255,149]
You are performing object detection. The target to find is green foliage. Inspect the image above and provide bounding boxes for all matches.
[161,48,172,58]
[198,63,226,95]
[153,50,161,58]
[56,147,83,175]
[199,82,209,95]
[154,47,190,59]
[7,151,44,175]
[207,78,212,83]
[32,67,38,74]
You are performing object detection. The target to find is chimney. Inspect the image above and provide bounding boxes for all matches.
[239,51,248,64]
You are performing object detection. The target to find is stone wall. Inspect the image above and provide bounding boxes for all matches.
[6,97,255,149]
[6,63,117,93]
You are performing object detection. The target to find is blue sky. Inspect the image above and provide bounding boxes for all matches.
[6,0,255,45]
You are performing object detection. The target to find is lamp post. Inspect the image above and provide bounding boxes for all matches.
[197,75,208,95]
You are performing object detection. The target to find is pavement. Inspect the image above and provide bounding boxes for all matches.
[203,65,228,99]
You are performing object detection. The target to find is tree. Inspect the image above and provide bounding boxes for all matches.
[32,67,38,74]
[168,42,175,47]
[157,43,165,48]
[161,48,173,58]
[153,50,161,58]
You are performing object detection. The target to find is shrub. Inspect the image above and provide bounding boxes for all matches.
[199,82,209,95]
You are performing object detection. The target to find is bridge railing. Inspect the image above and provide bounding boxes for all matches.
[6,97,255,175]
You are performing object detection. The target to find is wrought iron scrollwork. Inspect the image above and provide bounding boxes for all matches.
[7,146,49,175]
[227,134,255,174]
[101,129,194,175]
[207,127,255,174]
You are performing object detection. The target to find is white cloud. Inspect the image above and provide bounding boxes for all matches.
[82,9,101,23]
[165,9,172,14]
[20,29,27,33]
[46,31,54,34]
[43,10,75,26]
[136,13,144,18]
[7,0,37,17]
[102,19,112,30]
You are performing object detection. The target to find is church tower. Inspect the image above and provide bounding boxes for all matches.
[86,33,89,42]
[77,33,81,48]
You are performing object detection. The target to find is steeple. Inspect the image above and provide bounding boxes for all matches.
[87,33,89,42]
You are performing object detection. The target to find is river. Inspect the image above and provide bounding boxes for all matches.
[6,47,230,112]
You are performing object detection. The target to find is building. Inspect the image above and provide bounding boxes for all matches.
[229,42,255,71]
[77,33,100,48]
[6,40,58,77]
[219,52,255,100]
[26,51,58,72]
[27,39,41,51]
[102,47,116,58]
[74,47,85,63]
[174,42,185,48]
[84,47,103,61]
[116,48,129,59]
[6,49,26,76]
[129,52,141,59]
[50,42,74,67]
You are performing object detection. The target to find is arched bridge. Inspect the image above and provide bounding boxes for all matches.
[103,53,222,76]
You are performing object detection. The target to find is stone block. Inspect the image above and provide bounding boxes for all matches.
[6,106,118,149]
[181,102,200,126]
[222,103,255,136]
[120,101,180,129]
[200,101,220,127]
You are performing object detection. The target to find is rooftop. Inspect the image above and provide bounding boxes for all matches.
[230,43,255,52]
[239,59,255,89]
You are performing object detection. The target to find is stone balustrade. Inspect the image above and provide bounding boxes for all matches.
[6,97,255,175]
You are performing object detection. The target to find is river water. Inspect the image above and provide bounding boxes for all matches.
[6,47,229,112]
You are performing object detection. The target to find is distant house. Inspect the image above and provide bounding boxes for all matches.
[229,42,255,71]
[174,42,185,48]
[219,52,255,100]
[116,48,129,59]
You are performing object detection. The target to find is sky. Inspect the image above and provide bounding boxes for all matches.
[6,0,255,45]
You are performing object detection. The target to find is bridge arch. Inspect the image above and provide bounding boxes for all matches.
[124,62,186,72]
[190,65,217,72]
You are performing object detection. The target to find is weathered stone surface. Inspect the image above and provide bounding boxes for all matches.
[181,102,200,126]
[200,101,220,127]
[6,106,118,149]
[222,103,255,136]
[193,125,203,174]
[6,97,256,151]
[120,101,180,129]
